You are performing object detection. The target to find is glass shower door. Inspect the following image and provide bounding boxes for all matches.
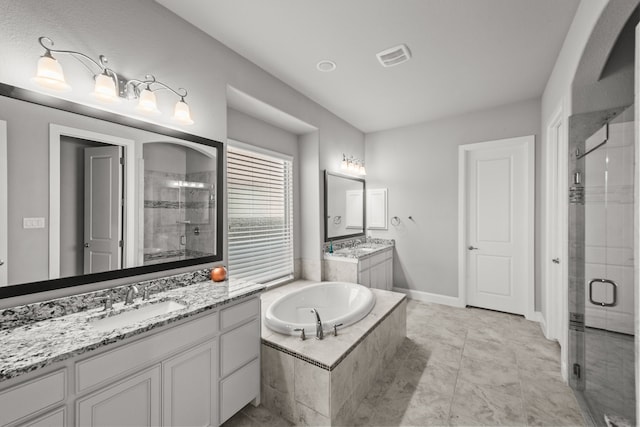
[580,107,636,426]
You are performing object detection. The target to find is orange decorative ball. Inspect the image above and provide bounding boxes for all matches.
[211,266,227,282]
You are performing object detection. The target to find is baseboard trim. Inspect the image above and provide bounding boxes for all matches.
[392,287,465,308]
[533,311,547,333]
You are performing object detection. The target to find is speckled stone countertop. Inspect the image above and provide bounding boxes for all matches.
[0,273,264,382]
[323,238,394,261]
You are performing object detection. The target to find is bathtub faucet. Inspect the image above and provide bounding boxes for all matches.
[310,308,324,340]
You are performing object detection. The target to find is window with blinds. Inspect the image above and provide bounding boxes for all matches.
[227,144,293,285]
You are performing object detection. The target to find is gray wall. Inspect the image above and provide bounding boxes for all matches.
[226,108,301,264]
[365,97,542,306]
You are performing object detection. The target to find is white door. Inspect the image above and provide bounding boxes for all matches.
[462,136,534,315]
[546,110,568,344]
[0,120,6,286]
[84,145,123,274]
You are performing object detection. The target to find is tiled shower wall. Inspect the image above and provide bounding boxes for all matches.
[143,169,215,263]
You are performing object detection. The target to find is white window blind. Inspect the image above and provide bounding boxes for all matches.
[227,144,293,284]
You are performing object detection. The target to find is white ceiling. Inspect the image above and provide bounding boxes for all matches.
[157,0,580,133]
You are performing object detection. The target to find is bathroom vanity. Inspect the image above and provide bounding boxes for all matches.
[323,242,394,290]
[0,273,263,427]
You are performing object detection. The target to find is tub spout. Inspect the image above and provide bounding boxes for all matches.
[310,308,324,340]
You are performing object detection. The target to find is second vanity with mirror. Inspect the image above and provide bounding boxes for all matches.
[323,169,394,290]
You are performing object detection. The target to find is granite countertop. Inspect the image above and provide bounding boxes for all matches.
[323,242,394,260]
[0,278,264,382]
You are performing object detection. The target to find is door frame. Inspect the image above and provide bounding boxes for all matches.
[543,100,569,379]
[49,124,136,280]
[0,120,7,285]
[458,135,535,320]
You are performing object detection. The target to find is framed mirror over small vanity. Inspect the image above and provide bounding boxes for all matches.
[0,83,224,299]
[324,170,366,241]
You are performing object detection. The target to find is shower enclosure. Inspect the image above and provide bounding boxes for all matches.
[568,105,636,426]
[143,142,217,265]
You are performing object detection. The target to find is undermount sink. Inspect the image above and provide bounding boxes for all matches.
[356,247,376,252]
[89,300,187,332]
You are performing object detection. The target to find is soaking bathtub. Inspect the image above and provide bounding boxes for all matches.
[264,281,375,335]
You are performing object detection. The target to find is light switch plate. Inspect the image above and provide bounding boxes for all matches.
[23,217,45,229]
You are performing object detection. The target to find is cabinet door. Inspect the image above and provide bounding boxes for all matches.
[162,340,218,427]
[76,366,161,427]
[358,267,371,287]
[385,256,393,290]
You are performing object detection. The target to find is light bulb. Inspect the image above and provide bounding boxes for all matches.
[137,88,161,115]
[173,98,194,125]
[32,54,71,92]
[92,72,120,103]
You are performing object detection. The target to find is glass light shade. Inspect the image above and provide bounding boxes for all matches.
[173,99,194,125]
[137,88,161,115]
[32,55,71,92]
[91,73,120,103]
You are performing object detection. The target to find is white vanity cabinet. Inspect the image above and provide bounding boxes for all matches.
[358,248,393,290]
[0,294,261,427]
[324,246,394,290]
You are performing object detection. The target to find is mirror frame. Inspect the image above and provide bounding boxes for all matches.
[324,170,366,242]
[0,83,224,299]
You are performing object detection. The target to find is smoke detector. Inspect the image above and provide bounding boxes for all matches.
[376,44,412,67]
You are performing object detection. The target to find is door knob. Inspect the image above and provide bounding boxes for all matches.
[84,243,90,248]
[468,246,479,250]
[0,259,4,266]
[552,258,560,264]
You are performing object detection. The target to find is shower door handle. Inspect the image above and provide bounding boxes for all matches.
[588,278,618,307]
[468,246,479,250]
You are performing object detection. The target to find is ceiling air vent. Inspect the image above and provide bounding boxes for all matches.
[376,44,412,68]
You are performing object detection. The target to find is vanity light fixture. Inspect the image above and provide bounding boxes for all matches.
[341,153,366,175]
[32,36,194,125]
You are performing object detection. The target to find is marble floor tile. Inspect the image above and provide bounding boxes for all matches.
[449,379,526,426]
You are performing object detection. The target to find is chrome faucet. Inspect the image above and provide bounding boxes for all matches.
[124,285,139,305]
[310,308,324,340]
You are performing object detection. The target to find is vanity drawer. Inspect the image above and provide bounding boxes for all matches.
[220,297,259,330]
[220,318,259,377]
[370,251,388,266]
[0,369,66,426]
[19,407,66,427]
[219,358,260,424]
[76,310,218,393]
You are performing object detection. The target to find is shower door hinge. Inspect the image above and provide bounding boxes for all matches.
[573,363,581,379]
[120,157,125,165]
[119,240,124,248]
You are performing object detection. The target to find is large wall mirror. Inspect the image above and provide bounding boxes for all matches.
[0,83,223,299]
[324,170,365,241]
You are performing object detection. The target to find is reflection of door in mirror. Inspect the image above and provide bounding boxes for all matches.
[143,143,217,265]
[60,137,123,277]
[83,145,123,274]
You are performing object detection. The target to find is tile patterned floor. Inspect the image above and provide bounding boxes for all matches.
[223,300,586,426]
